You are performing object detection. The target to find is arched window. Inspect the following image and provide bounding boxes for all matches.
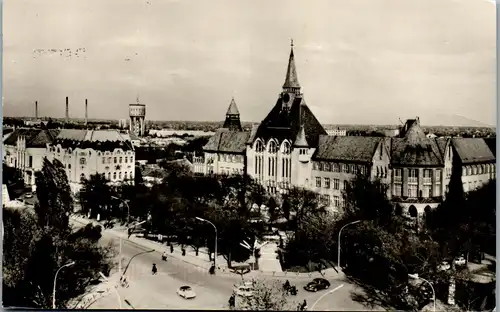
[282,141,291,154]
[467,166,472,175]
[130,171,133,178]
[255,140,264,152]
[124,172,128,180]
[409,205,418,218]
[268,141,278,153]
[119,172,122,179]
[113,172,116,180]
[80,173,85,181]
[107,172,111,180]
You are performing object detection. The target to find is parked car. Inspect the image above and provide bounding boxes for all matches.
[304,278,331,292]
[177,286,196,299]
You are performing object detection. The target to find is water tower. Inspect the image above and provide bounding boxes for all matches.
[129,97,146,136]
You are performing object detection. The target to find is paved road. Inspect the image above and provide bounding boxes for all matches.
[72,221,370,310]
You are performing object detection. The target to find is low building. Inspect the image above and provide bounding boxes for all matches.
[326,128,347,136]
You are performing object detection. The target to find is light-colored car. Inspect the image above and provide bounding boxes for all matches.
[177,286,196,299]
[234,285,254,298]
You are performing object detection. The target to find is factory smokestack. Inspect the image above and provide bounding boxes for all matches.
[85,99,88,125]
[65,96,69,120]
[35,101,38,119]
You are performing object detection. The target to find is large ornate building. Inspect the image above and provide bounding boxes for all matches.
[3,128,135,194]
[193,42,496,215]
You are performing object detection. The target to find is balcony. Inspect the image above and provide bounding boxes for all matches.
[422,178,432,185]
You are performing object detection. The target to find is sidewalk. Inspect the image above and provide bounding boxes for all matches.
[69,271,121,309]
[70,215,344,280]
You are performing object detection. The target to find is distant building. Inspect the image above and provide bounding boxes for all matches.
[326,128,347,136]
[426,132,437,138]
[129,101,146,137]
[3,128,135,194]
[192,41,496,217]
[451,138,496,192]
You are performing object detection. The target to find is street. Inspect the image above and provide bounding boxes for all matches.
[72,220,374,310]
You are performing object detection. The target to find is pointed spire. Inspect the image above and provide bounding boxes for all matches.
[226,97,240,115]
[293,124,309,147]
[282,39,301,91]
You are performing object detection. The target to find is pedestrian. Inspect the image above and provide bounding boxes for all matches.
[152,263,157,275]
[170,244,174,253]
[301,299,307,311]
[228,294,235,309]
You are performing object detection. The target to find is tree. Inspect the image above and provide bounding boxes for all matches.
[3,157,114,309]
[233,279,297,311]
[34,157,74,230]
[79,173,115,219]
[282,186,327,234]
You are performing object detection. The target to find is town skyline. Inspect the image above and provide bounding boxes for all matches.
[3,0,496,126]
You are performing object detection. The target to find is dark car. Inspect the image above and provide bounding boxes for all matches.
[303,278,331,292]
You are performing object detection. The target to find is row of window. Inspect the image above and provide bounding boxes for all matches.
[319,194,344,207]
[51,146,133,156]
[392,183,442,198]
[218,154,244,163]
[393,168,442,184]
[462,163,495,176]
[78,171,134,181]
[102,156,134,165]
[315,177,349,190]
[219,168,244,175]
[254,140,291,154]
[313,162,367,175]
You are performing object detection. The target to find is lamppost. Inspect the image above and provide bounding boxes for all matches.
[195,217,217,272]
[52,261,75,309]
[337,220,361,269]
[111,196,130,224]
[99,272,122,309]
[408,273,436,312]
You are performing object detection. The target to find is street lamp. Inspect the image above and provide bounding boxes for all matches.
[337,220,361,269]
[408,273,436,312]
[99,272,122,309]
[111,196,130,224]
[195,217,217,272]
[52,261,75,309]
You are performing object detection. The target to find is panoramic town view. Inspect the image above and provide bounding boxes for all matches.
[2,0,497,311]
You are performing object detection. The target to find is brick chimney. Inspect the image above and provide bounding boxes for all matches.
[35,101,38,119]
[65,96,69,120]
[85,99,88,125]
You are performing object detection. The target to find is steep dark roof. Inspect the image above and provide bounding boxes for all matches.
[313,135,382,163]
[3,129,60,147]
[451,138,495,164]
[484,137,496,157]
[253,97,327,147]
[390,119,443,167]
[283,46,300,89]
[203,129,250,154]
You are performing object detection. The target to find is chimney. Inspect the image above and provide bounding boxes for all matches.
[35,101,38,119]
[65,96,69,120]
[85,99,88,125]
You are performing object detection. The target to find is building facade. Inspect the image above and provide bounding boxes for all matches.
[3,128,135,194]
[192,42,497,215]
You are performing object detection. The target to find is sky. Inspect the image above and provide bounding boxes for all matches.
[3,0,497,125]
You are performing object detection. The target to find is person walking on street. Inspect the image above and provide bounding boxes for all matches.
[301,299,308,311]
[152,263,157,275]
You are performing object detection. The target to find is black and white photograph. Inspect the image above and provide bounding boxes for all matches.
[2,0,497,310]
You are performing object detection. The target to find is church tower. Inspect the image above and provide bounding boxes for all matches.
[222,97,242,131]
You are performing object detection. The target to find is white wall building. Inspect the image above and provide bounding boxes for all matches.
[3,128,135,194]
